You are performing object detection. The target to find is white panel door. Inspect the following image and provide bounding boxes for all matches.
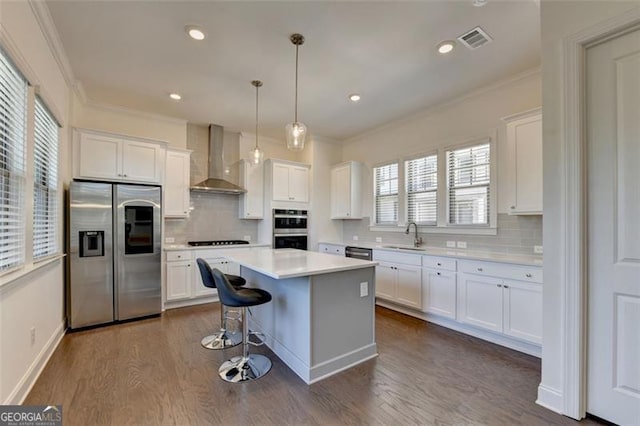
[395,264,422,309]
[331,164,351,218]
[166,260,192,301]
[272,163,291,201]
[289,166,309,202]
[586,29,640,425]
[78,133,121,179]
[502,279,542,345]
[457,273,503,333]
[422,268,457,319]
[375,262,396,301]
[121,140,162,183]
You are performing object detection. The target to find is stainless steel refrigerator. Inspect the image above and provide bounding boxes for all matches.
[67,181,162,329]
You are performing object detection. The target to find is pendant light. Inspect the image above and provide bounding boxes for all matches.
[249,80,265,165]
[285,33,307,152]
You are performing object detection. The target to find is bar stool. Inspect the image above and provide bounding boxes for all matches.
[211,268,273,383]
[196,258,246,350]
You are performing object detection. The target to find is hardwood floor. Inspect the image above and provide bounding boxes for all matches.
[26,304,600,425]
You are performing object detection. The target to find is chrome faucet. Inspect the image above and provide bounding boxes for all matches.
[405,222,423,248]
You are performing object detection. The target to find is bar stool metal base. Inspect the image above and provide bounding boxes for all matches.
[218,354,272,383]
[200,331,242,350]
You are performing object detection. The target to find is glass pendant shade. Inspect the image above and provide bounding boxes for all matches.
[285,121,307,151]
[249,145,264,165]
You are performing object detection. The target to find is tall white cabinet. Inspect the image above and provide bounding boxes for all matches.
[503,108,543,215]
[164,149,191,218]
[331,161,363,219]
[239,159,264,219]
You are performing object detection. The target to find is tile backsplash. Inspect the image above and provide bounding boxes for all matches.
[164,192,258,244]
[342,214,542,255]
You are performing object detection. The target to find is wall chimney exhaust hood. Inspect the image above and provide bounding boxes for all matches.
[190,124,246,194]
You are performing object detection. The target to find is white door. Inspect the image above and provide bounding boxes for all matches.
[457,273,503,333]
[395,264,422,309]
[331,164,350,218]
[164,150,190,217]
[422,268,457,319]
[502,279,542,345]
[375,262,396,301]
[272,163,291,201]
[121,140,162,183]
[166,260,192,301]
[78,133,121,179]
[289,166,309,202]
[586,29,640,425]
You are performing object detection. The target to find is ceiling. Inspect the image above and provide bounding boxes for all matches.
[47,1,541,141]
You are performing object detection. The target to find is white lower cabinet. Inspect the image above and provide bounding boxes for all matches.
[502,279,542,345]
[193,257,239,297]
[318,243,346,256]
[422,268,457,320]
[457,273,504,333]
[373,250,422,309]
[166,259,192,301]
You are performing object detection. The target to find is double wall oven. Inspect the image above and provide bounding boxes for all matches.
[273,209,308,250]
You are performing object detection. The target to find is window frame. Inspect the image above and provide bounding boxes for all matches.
[372,160,400,226]
[404,151,438,226]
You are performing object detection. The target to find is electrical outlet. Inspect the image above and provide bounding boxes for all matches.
[457,241,467,249]
[534,245,543,254]
[360,282,368,297]
[165,237,175,244]
[446,241,456,248]
[375,237,382,243]
[353,235,359,241]
[30,327,36,345]
[243,235,251,242]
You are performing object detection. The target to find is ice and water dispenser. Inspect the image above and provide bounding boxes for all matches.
[79,231,104,257]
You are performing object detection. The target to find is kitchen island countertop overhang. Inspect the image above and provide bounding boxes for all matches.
[220,248,379,384]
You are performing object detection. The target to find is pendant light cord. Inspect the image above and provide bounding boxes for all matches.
[255,83,259,149]
[294,43,299,123]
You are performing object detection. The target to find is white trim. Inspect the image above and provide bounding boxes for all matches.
[501,106,542,123]
[369,224,497,236]
[344,66,540,144]
[559,7,640,420]
[536,385,565,415]
[83,100,188,125]
[3,321,65,405]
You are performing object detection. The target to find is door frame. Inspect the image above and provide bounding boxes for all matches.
[561,9,640,420]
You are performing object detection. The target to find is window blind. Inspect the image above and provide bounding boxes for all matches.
[33,97,59,259]
[374,163,398,224]
[406,154,437,225]
[0,48,27,271]
[447,143,490,225]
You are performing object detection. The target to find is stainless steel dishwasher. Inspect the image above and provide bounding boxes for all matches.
[345,246,373,261]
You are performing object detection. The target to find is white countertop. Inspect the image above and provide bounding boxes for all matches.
[319,241,543,266]
[223,248,378,280]
[164,243,270,251]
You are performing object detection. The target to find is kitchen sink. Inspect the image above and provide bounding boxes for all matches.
[382,245,425,251]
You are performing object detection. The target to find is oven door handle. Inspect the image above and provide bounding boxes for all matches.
[273,215,308,219]
[273,233,308,237]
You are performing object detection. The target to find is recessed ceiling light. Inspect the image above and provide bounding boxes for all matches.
[472,0,488,6]
[169,93,182,100]
[185,25,206,41]
[349,94,361,102]
[437,40,456,54]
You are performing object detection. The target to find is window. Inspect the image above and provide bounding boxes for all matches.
[447,142,490,225]
[0,48,27,271]
[406,154,437,225]
[33,97,59,260]
[374,162,398,224]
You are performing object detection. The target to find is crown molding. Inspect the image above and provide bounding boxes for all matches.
[343,66,541,144]
[84,100,188,125]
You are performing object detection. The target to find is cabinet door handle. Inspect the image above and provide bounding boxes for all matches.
[177,255,181,258]
[346,213,350,216]
[123,174,128,177]
[525,273,532,278]
[497,284,502,288]
[510,206,515,209]
[477,267,483,272]
[436,272,441,276]
[187,264,191,267]
[504,285,509,289]
[437,262,441,266]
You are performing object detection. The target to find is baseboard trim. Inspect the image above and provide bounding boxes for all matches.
[163,295,218,310]
[536,384,565,415]
[4,321,66,405]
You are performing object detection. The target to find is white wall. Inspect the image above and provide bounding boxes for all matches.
[0,1,70,404]
[342,70,541,219]
[72,94,187,149]
[538,0,640,415]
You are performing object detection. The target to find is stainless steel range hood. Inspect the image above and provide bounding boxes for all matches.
[190,124,246,194]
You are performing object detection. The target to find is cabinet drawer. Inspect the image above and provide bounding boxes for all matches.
[458,260,542,283]
[319,244,345,256]
[373,250,422,266]
[166,250,191,262]
[422,256,456,271]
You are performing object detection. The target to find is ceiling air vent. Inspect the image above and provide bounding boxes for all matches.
[457,26,493,50]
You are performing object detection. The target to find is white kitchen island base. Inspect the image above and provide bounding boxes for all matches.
[239,265,378,384]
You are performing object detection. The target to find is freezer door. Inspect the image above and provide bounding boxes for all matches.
[114,185,162,320]
[68,181,114,328]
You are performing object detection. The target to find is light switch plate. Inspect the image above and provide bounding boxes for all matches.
[534,245,543,254]
[360,282,368,297]
[446,241,456,248]
[375,237,382,243]
[457,241,467,249]
[165,237,175,244]
[244,235,251,242]
[353,235,359,241]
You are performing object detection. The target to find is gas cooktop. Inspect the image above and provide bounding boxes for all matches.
[187,240,250,247]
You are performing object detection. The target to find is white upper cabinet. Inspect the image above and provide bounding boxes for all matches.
[74,129,165,184]
[164,149,191,218]
[268,160,310,203]
[503,108,543,215]
[239,159,264,219]
[331,161,363,219]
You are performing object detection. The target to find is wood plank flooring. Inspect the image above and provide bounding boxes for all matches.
[25,304,600,425]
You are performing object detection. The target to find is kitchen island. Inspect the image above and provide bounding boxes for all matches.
[223,248,378,384]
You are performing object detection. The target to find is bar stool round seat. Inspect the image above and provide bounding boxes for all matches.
[211,268,273,383]
[196,259,246,350]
